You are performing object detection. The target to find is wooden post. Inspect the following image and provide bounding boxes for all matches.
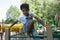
[0,19,4,40]
[18,28,23,40]
[0,33,3,40]
[44,27,48,40]
[5,28,10,40]
[45,24,53,40]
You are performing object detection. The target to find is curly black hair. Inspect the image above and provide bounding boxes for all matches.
[20,3,29,10]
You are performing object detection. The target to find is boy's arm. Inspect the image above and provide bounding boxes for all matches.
[34,16,45,26]
[9,20,18,28]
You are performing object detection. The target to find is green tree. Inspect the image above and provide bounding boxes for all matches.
[6,5,21,19]
[5,5,21,24]
[21,0,60,27]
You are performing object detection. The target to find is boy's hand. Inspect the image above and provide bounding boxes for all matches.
[9,20,18,29]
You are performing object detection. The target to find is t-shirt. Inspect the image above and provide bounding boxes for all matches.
[17,12,35,32]
[17,12,35,24]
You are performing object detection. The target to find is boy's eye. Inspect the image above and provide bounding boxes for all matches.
[22,8,29,12]
[22,10,28,12]
[25,9,27,11]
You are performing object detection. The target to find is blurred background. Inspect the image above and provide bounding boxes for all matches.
[0,0,60,40]
[0,0,60,27]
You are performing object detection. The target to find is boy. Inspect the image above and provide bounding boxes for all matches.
[9,3,45,40]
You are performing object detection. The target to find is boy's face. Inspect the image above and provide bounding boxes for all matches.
[21,8,29,16]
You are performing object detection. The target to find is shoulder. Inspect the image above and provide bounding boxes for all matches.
[17,14,23,19]
[29,12,34,15]
[19,14,25,18]
[29,12,36,17]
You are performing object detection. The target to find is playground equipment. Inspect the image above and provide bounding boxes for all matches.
[5,28,10,40]
[0,20,60,40]
[4,24,23,40]
[3,23,23,32]
[44,24,54,40]
[37,23,54,40]
[0,19,4,40]
[0,23,23,40]
[4,24,60,40]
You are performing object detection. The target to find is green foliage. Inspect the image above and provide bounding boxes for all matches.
[4,18,15,24]
[6,5,21,19]
[21,0,60,27]
[4,5,21,24]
